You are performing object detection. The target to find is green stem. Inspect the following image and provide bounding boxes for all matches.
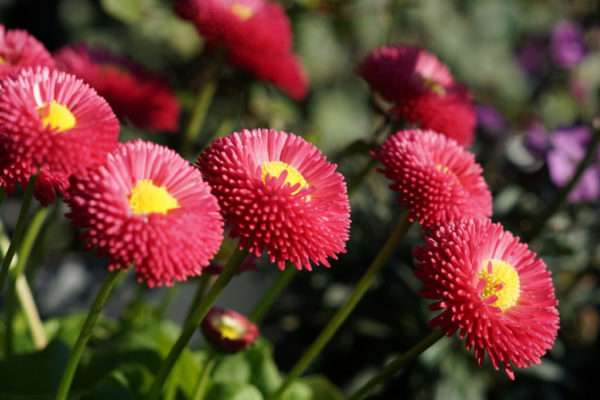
[55,270,127,400]
[180,59,221,156]
[249,265,297,324]
[524,126,600,242]
[154,286,179,320]
[187,274,213,314]
[192,351,217,400]
[15,276,47,349]
[348,330,445,400]
[273,214,413,398]
[147,247,249,400]
[0,175,37,293]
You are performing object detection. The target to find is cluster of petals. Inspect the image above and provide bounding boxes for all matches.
[0,67,119,204]
[202,307,259,353]
[0,25,54,79]
[66,140,224,287]
[55,44,180,132]
[175,0,308,99]
[413,218,559,379]
[359,44,475,146]
[198,129,350,270]
[373,129,491,229]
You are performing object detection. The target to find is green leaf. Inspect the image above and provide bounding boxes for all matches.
[301,376,344,400]
[245,339,283,395]
[212,352,252,384]
[205,382,263,400]
[101,0,143,24]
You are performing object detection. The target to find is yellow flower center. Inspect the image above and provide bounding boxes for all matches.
[128,179,179,216]
[261,161,309,195]
[37,101,76,132]
[213,315,245,340]
[422,77,446,95]
[0,55,6,64]
[478,259,520,312]
[230,3,254,20]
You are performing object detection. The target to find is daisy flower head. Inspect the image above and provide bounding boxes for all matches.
[54,44,180,132]
[414,218,559,379]
[359,44,454,104]
[66,140,224,287]
[0,67,119,204]
[391,84,476,146]
[198,129,350,270]
[175,0,308,99]
[0,25,54,79]
[373,129,491,228]
[202,307,259,353]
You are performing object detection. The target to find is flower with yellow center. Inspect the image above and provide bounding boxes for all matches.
[230,3,254,20]
[213,314,246,340]
[261,160,309,195]
[129,179,180,215]
[478,259,520,312]
[37,101,76,132]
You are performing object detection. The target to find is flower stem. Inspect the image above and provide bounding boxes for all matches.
[524,125,600,242]
[147,247,249,400]
[249,264,297,324]
[15,276,47,349]
[272,214,413,398]
[192,350,217,400]
[0,175,37,293]
[180,59,221,156]
[55,269,127,400]
[348,329,445,400]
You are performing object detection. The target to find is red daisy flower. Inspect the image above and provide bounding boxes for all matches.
[198,129,350,270]
[54,44,180,132]
[414,218,559,379]
[175,0,308,99]
[0,67,119,204]
[373,129,491,228]
[391,84,476,146]
[66,140,224,287]
[202,307,259,353]
[0,25,54,79]
[359,44,453,104]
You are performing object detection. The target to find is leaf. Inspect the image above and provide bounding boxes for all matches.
[301,376,344,400]
[245,339,283,395]
[205,382,264,400]
[212,352,252,384]
[101,0,143,24]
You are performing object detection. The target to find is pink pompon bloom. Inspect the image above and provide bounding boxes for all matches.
[373,130,491,228]
[391,85,476,146]
[198,129,350,270]
[54,44,180,132]
[175,0,308,99]
[359,44,454,103]
[202,307,259,353]
[414,219,559,379]
[67,140,224,287]
[0,25,54,79]
[0,67,119,204]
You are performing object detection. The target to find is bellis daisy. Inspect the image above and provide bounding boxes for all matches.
[359,44,454,103]
[66,140,224,287]
[175,0,308,99]
[0,67,119,204]
[202,307,259,353]
[373,130,491,228]
[414,218,560,379]
[55,44,180,132]
[198,129,350,270]
[0,25,54,79]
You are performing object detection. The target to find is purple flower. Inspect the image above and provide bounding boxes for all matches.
[547,126,600,202]
[551,21,587,68]
[517,38,546,75]
[525,121,551,157]
[476,105,506,137]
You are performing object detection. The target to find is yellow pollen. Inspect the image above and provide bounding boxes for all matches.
[478,259,520,312]
[435,164,451,174]
[230,3,254,20]
[37,101,76,132]
[422,77,446,95]
[213,315,245,340]
[261,161,309,195]
[0,55,5,64]
[128,179,179,216]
